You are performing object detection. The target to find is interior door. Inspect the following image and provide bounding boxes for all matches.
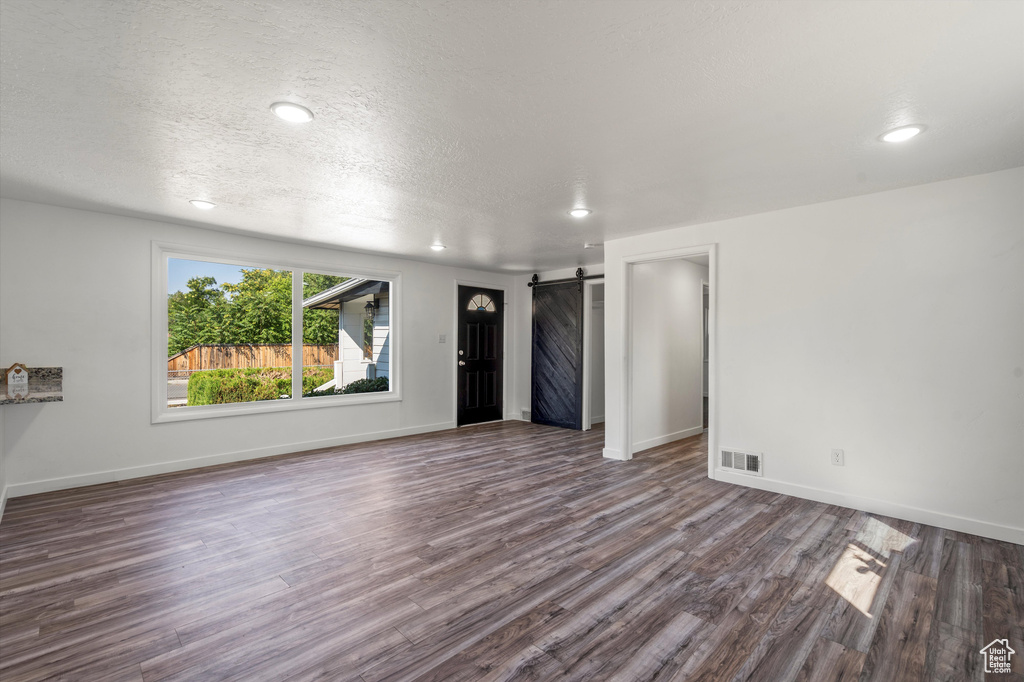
[531,281,583,429]
[457,285,504,426]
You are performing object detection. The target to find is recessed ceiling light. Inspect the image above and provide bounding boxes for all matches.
[583,243,603,249]
[569,208,592,218]
[189,199,216,210]
[881,125,924,143]
[270,102,314,123]
[430,243,446,251]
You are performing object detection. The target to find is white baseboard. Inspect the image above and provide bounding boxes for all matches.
[0,483,8,525]
[5,420,456,500]
[714,470,1024,546]
[632,425,704,454]
[591,416,605,424]
[602,447,627,461]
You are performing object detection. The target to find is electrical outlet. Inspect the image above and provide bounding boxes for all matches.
[438,334,446,343]
[831,448,845,466]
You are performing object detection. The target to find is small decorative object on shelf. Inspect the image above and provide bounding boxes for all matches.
[6,363,29,400]
[0,366,62,405]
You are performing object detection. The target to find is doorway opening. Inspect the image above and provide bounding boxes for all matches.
[703,282,709,432]
[619,245,716,477]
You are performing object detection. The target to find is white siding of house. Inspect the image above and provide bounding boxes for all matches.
[373,297,389,378]
[339,293,390,388]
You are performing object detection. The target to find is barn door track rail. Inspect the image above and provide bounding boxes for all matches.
[526,268,602,289]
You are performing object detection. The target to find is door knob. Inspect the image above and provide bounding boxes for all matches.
[459,360,466,366]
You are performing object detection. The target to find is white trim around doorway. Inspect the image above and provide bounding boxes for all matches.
[617,244,717,479]
[581,278,605,431]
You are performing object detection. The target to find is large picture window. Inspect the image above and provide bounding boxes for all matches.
[153,245,398,422]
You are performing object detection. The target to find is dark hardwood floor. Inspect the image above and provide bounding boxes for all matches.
[1,421,1021,681]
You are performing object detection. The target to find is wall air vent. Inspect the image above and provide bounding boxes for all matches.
[719,449,763,476]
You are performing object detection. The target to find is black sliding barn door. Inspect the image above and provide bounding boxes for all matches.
[457,285,504,426]
[531,281,583,429]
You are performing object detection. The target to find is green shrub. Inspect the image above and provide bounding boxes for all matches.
[187,366,334,406]
[342,376,389,394]
[302,375,388,397]
[302,367,334,393]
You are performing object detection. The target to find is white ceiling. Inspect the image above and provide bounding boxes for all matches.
[1,0,1021,272]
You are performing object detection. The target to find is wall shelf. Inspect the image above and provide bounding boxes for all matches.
[1,367,63,405]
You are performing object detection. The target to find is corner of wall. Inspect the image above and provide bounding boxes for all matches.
[0,408,7,524]
[1,213,6,523]
[602,447,627,461]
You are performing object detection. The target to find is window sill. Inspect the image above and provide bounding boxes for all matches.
[152,389,400,424]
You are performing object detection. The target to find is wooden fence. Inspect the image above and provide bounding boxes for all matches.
[168,344,338,372]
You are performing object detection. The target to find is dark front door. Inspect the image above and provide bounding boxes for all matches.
[457,285,504,426]
[531,281,583,429]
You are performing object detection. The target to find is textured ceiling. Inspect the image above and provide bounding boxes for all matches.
[1,0,1022,272]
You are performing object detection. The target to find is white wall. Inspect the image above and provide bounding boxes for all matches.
[604,167,1024,544]
[0,198,519,498]
[590,284,605,423]
[631,259,706,450]
[0,408,7,518]
[1,291,8,518]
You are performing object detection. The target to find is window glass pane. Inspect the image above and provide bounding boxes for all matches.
[167,259,292,407]
[468,293,495,312]
[301,273,391,397]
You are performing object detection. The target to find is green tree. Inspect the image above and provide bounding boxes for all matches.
[302,273,348,345]
[221,269,293,344]
[167,276,230,356]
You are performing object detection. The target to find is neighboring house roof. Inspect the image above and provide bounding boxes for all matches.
[302,279,389,310]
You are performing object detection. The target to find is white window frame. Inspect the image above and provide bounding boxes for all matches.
[151,241,401,423]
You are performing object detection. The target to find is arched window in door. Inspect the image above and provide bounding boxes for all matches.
[467,294,496,312]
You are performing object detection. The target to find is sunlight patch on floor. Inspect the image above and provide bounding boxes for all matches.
[825,543,885,617]
[855,515,916,558]
[825,516,918,617]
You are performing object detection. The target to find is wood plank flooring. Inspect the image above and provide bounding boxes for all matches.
[1,421,1021,681]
